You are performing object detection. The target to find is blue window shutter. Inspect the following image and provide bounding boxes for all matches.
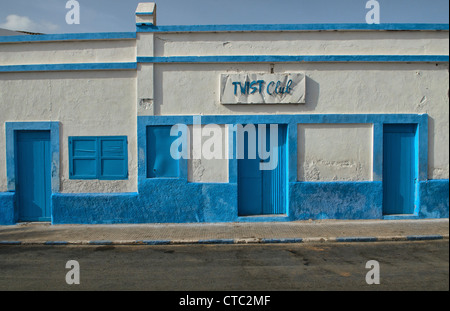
[69,136,128,180]
[99,136,128,180]
[69,137,98,179]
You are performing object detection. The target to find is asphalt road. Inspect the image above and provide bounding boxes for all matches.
[0,240,448,291]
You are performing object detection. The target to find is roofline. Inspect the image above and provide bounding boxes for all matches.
[0,23,447,43]
[137,55,450,63]
[137,23,450,33]
[0,32,136,43]
[0,62,137,72]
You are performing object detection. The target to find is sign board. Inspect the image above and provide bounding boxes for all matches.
[220,73,306,104]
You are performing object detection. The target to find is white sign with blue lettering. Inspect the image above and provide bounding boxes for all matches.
[220,73,306,104]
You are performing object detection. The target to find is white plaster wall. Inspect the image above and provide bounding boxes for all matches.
[137,63,155,116]
[153,62,449,180]
[187,124,228,183]
[137,33,154,57]
[298,124,373,181]
[153,31,449,57]
[0,70,137,193]
[0,40,136,65]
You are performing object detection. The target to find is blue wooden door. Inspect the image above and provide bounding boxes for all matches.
[383,124,417,215]
[15,131,51,222]
[237,125,262,215]
[238,124,287,216]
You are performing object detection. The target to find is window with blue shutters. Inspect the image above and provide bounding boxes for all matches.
[69,136,128,180]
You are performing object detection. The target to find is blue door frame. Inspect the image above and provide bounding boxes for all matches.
[15,131,52,222]
[238,124,287,216]
[383,124,418,215]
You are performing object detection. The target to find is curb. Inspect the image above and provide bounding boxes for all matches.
[0,234,447,246]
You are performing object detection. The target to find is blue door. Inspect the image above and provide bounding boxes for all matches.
[238,124,287,216]
[15,131,52,222]
[383,124,417,215]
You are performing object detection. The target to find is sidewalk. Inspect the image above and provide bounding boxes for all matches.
[0,219,448,245]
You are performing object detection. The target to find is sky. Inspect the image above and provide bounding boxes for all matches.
[0,0,448,34]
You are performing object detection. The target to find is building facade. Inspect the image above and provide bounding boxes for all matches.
[0,3,448,225]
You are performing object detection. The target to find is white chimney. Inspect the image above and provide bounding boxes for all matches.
[136,2,156,26]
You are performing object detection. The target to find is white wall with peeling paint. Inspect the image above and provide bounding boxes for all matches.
[187,124,228,183]
[298,124,373,181]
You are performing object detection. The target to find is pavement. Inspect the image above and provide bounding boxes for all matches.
[0,218,448,245]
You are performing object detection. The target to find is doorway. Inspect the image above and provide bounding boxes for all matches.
[238,124,287,216]
[383,124,417,215]
[15,131,52,221]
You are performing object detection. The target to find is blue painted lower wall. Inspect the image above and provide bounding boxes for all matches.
[289,181,383,220]
[52,192,139,224]
[1,179,448,225]
[418,179,449,218]
[52,179,237,224]
[0,192,15,225]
